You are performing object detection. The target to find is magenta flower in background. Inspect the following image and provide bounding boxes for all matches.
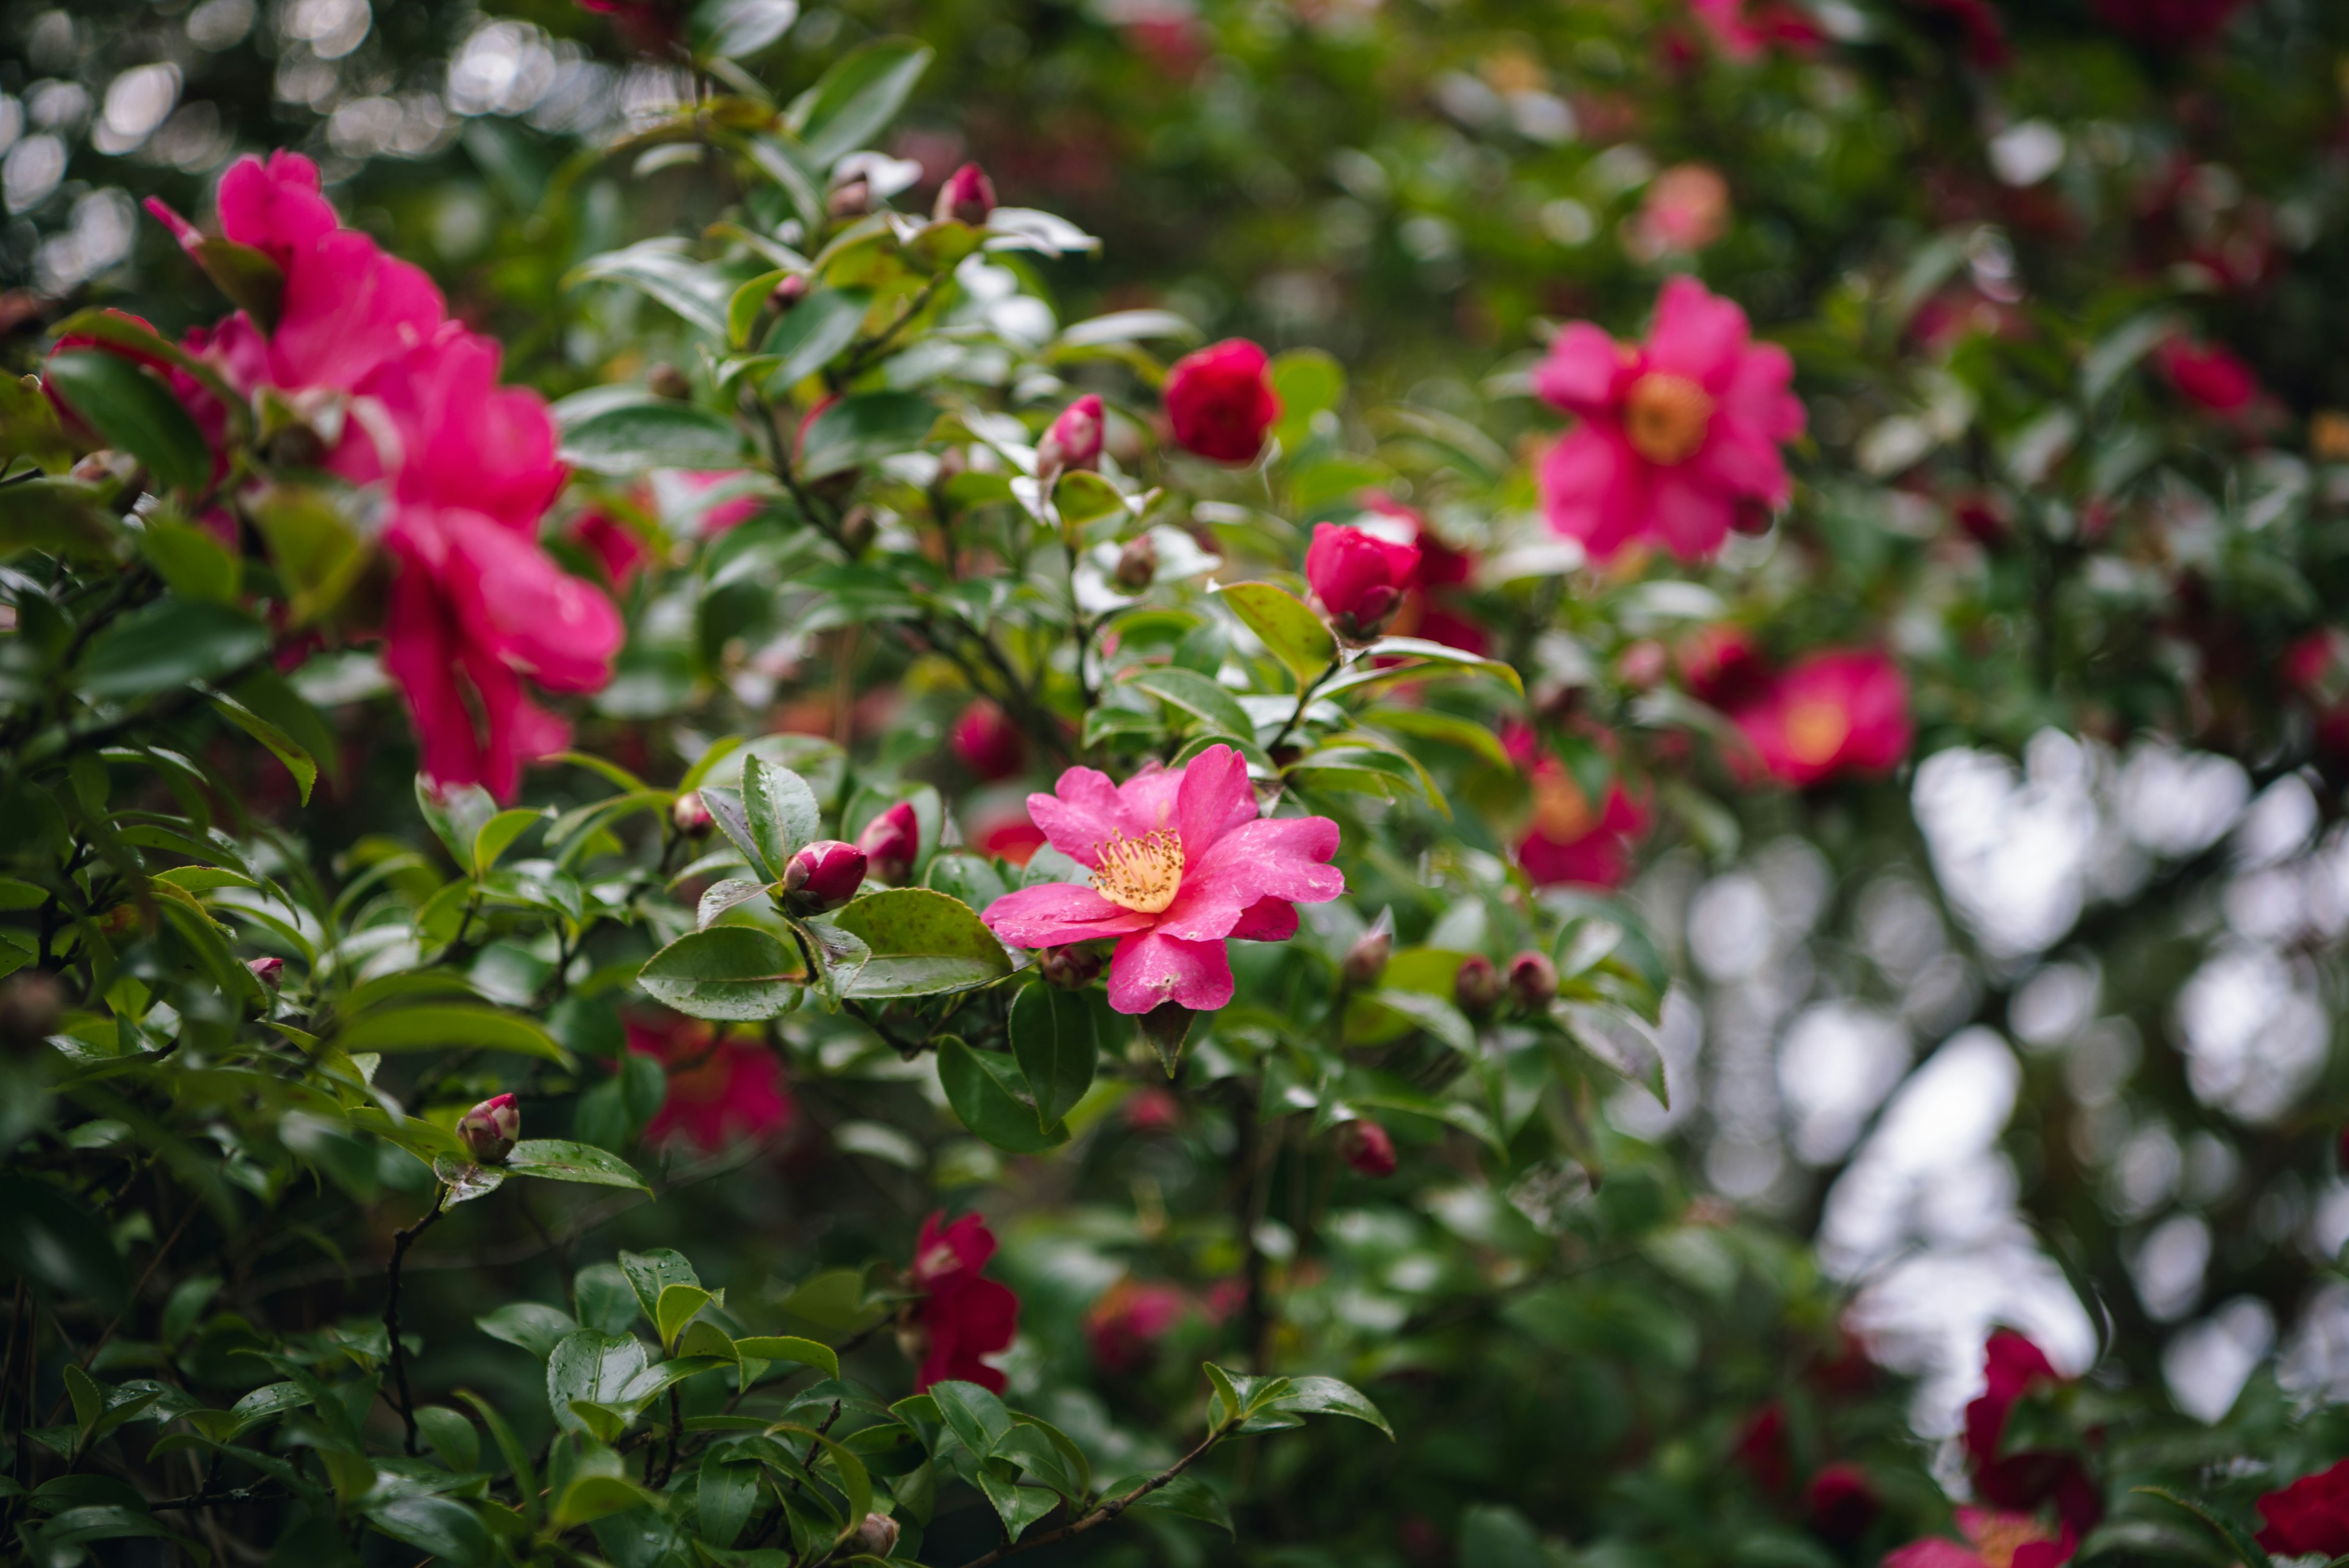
[1534,276,1805,562]
[1732,648,1913,786]
[1085,1278,1189,1373]
[1164,339,1281,464]
[981,743,1344,1014]
[1884,1510,2075,1568]
[628,1017,794,1153]
[2255,1458,2349,1557]
[909,1211,1020,1392]
[2156,336,2262,416]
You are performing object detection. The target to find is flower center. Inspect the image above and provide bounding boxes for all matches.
[1093,829,1186,913]
[1624,373,1715,466]
[1783,700,1852,767]
[1532,770,1596,842]
[1969,1516,2054,1568]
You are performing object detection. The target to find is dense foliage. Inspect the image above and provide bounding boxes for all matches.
[7,0,2349,1565]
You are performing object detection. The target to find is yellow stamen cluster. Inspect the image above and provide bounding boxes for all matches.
[1783,700,1852,767]
[1969,1516,2055,1568]
[1624,372,1716,466]
[1093,829,1185,914]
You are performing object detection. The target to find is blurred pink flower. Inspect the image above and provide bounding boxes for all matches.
[629,1018,794,1153]
[953,700,1028,781]
[1165,339,1281,464]
[910,1211,1020,1392]
[1627,164,1732,258]
[2255,1459,2349,1558]
[1733,649,1913,786]
[981,744,1344,1014]
[1688,0,1824,59]
[1884,1510,2074,1568]
[1534,277,1805,562]
[2156,336,2261,416]
[1086,1279,1189,1373]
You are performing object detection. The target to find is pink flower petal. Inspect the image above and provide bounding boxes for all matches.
[382,551,483,790]
[1106,930,1234,1013]
[273,231,445,393]
[1228,897,1297,940]
[1531,322,1629,417]
[1719,340,1806,442]
[1173,743,1257,858]
[1158,816,1343,940]
[1648,468,1735,560]
[1028,766,1129,868]
[1116,759,1183,835]
[1881,1542,1986,1568]
[1540,428,1647,560]
[215,150,338,270]
[439,509,624,693]
[983,882,1156,948]
[1646,275,1752,387]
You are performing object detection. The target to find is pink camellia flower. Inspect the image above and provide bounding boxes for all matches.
[857,801,921,885]
[908,1211,1020,1392]
[1962,1330,2102,1533]
[1502,721,1649,889]
[1164,340,1282,465]
[1734,649,1913,786]
[953,700,1027,781]
[1534,277,1805,562]
[2094,0,2245,46]
[2255,1459,2349,1557]
[1336,1118,1397,1176]
[981,744,1344,1014]
[457,1093,519,1164]
[933,162,997,226]
[1884,1510,2075,1568]
[784,840,867,908]
[628,1018,794,1153]
[573,509,653,590]
[1305,521,1420,643]
[1627,163,1732,259]
[1085,1278,1189,1373]
[1037,394,1105,474]
[2155,336,2260,416]
[1805,1463,1881,1545]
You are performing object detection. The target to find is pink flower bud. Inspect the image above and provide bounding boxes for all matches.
[952,701,1026,781]
[1507,951,1559,1011]
[246,956,285,989]
[1037,394,1105,474]
[933,162,997,227]
[1306,522,1420,644]
[784,840,867,908]
[856,801,921,885]
[1336,1119,1397,1178]
[1163,339,1280,465]
[1454,954,1502,1014]
[459,1093,519,1164]
[853,1514,902,1558]
[673,791,713,836]
[1040,945,1104,989]
[773,273,810,309]
[1342,927,1391,987]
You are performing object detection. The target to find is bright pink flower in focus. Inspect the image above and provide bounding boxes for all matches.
[1734,649,1913,786]
[1305,521,1420,643]
[2255,1459,2349,1558]
[1354,492,1487,654]
[628,1018,794,1153]
[953,701,1027,781]
[981,744,1344,1014]
[2156,337,2261,416]
[1534,277,1805,562]
[1164,340,1281,465]
[1086,1278,1189,1373]
[910,1211,1020,1392]
[1885,1511,2075,1568]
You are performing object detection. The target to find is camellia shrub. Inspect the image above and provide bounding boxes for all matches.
[7,1,2349,1567]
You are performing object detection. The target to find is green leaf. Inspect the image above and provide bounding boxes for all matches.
[568,241,737,337]
[1360,705,1510,767]
[1334,637,1524,697]
[2133,1487,2273,1568]
[698,784,775,879]
[546,1329,651,1433]
[138,516,239,603]
[78,601,269,700]
[554,1473,656,1530]
[414,1405,481,1474]
[338,1005,573,1065]
[0,476,120,562]
[732,1336,841,1377]
[977,1467,1062,1542]
[1009,985,1099,1131]
[1001,1418,1091,1502]
[43,351,211,495]
[456,1389,540,1531]
[938,1037,1068,1154]
[560,398,749,475]
[727,268,789,348]
[576,1263,640,1334]
[692,0,801,59]
[638,927,808,1019]
[477,1302,581,1361]
[1117,1471,1234,1536]
[245,483,372,625]
[0,1174,128,1307]
[188,237,286,330]
[472,808,544,876]
[793,39,935,167]
[367,1495,492,1568]
[208,689,317,805]
[829,887,1014,998]
[62,1364,103,1440]
[798,392,938,480]
[0,372,73,474]
[1216,582,1335,688]
[431,1155,508,1205]
[619,1250,701,1321]
[743,756,821,870]
[700,1453,762,1547]
[1269,347,1345,449]
[1120,666,1258,744]
[1263,1375,1393,1437]
[656,1284,715,1350]
[763,287,873,394]
[505,1140,651,1191]
[927,1380,1012,1462]
[416,776,498,866]
[1557,1002,1667,1107]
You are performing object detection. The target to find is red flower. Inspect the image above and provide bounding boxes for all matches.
[1963,1331,2101,1533]
[909,1211,1020,1392]
[1305,522,1420,643]
[1688,0,1824,58]
[1336,1119,1397,1176]
[1805,1463,1881,1544]
[1164,340,1281,465]
[1085,1279,1189,1373]
[2156,337,2262,416]
[1534,277,1805,562]
[1733,649,1913,786]
[1733,1403,1792,1493]
[628,1019,793,1153]
[1354,493,1487,654]
[954,701,1027,781]
[1678,624,1769,709]
[2255,1459,2349,1558]
[2094,0,2246,46]
[573,510,653,590]
[1520,770,1649,890]
[784,840,867,909]
[1885,1510,2076,1568]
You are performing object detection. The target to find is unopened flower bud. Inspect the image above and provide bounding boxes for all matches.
[839,504,877,555]
[1507,950,1558,1011]
[647,363,692,401]
[784,840,867,909]
[1341,927,1391,988]
[1037,395,1105,475]
[1336,1119,1397,1178]
[933,162,998,227]
[1114,533,1157,592]
[856,801,920,885]
[458,1093,519,1164]
[69,450,136,488]
[772,273,810,309]
[1305,522,1418,646]
[853,1513,902,1558]
[952,701,1025,781]
[1040,945,1103,990]
[828,178,871,219]
[1454,954,1502,1015]
[247,956,284,990]
[673,791,713,837]
[0,972,64,1054]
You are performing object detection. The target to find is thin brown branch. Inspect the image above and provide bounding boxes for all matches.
[947,1423,1228,1568]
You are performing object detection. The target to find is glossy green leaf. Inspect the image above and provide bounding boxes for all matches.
[927,1379,1013,1461]
[505,1140,651,1191]
[546,1329,651,1433]
[245,483,372,626]
[798,392,938,479]
[638,927,807,1019]
[43,351,210,495]
[78,601,269,700]
[367,1496,492,1567]
[1009,984,1099,1131]
[829,887,1014,998]
[560,399,748,475]
[694,0,800,60]
[700,1453,762,1547]
[477,1302,581,1361]
[938,1037,1067,1154]
[188,238,286,331]
[763,286,873,394]
[732,1336,840,1377]
[1217,581,1335,687]
[793,38,935,167]
[656,1283,715,1350]
[1121,666,1258,743]
[338,1006,572,1065]
[743,756,821,870]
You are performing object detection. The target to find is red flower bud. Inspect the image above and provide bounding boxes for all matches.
[1803,1463,1881,1545]
[1507,951,1559,1011]
[856,801,921,885]
[673,791,714,836]
[784,840,867,908]
[246,956,285,989]
[1164,339,1281,465]
[933,162,997,226]
[1040,945,1104,989]
[952,701,1026,781]
[1037,393,1105,474]
[1336,1118,1397,1178]
[773,272,810,309]
[1454,954,1502,1014]
[1114,533,1158,592]
[1305,522,1420,644]
[458,1093,519,1164]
